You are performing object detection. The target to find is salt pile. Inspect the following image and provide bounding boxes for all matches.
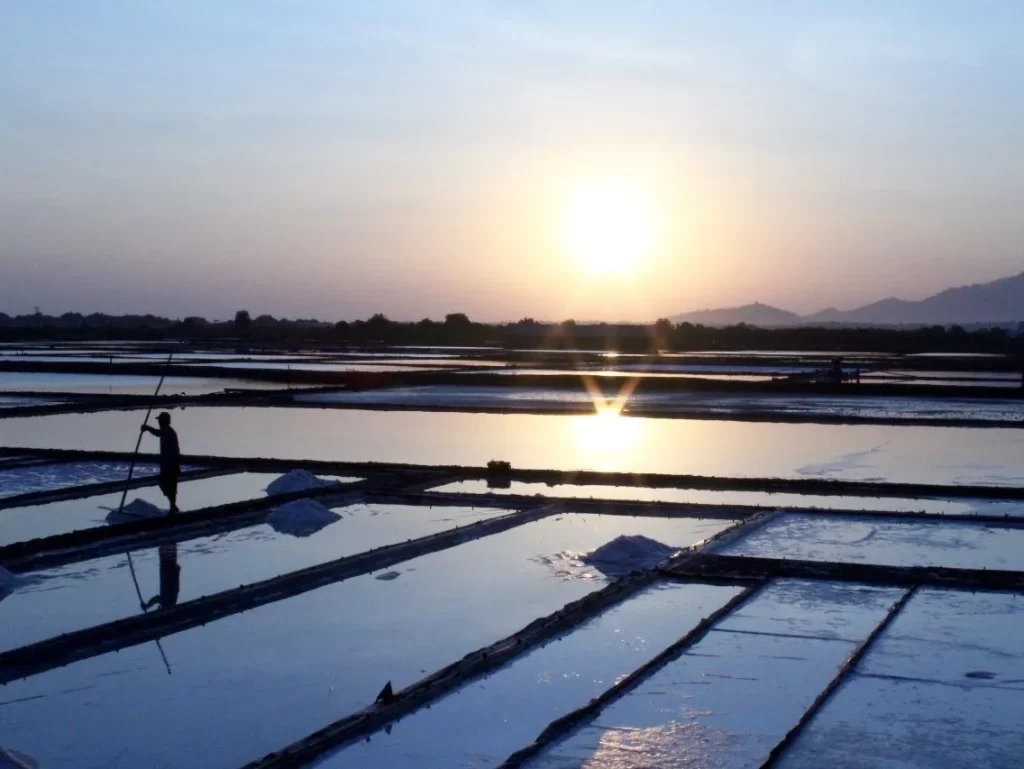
[266,499,341,537]
[581,535,678,578]
[0,567,22,594]
[266,469,339,495]
[0,748,38,769]
[105,498,165,523]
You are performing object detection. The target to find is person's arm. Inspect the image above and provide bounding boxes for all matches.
[141,425,160,436]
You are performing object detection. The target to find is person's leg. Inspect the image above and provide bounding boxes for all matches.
[159,470,179,514]
[167,474,179,513]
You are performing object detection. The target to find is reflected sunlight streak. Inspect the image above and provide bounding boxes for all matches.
[571,376,646,472]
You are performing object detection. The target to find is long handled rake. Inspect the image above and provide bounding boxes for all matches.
[116,351,175,675]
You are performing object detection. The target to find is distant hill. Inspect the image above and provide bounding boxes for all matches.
[668,271,1024,327]
[806,272,1024,325]
[669,303,802,327]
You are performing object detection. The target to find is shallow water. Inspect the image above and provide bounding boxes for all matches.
[316,582,744,769]
[0,471,358,546]
[431,479,1024,518]
[0,502,506,652]
[480,363,814,375]
[721,513,1024,570]
[0,461,160,499]
[779,589,1024,768]
[298,386,1024,422]
[0,396,60,409]
[0,514,725,769]
[191,361,440,372]
[870,369,1020,382]
[525,580,903,768]
[4,407,1023,485]
[0,355,133,364]
[478,369,775,381]
[0,371,301,395]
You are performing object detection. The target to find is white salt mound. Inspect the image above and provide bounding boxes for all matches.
[266,469,338,495]
[581,535,678,577]
[0,567,22,594]
[0,748,38,769]
[266,499,341,537]
[105,498,165,522]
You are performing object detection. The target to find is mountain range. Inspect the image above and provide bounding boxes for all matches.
[669,271,1024,327]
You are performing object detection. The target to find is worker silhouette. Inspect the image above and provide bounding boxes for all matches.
[143,543,180,610]
[829,357,844,384]
[141,412,181,513]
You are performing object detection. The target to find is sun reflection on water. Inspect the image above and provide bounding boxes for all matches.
[571,406,645,473]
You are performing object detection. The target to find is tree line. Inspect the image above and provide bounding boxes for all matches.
[1,309,1021,355]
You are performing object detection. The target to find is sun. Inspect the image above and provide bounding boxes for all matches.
[562,180,657,275]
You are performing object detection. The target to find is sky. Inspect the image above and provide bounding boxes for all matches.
[2,1,1023,322]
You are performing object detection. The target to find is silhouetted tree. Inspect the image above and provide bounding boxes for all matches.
[180,316,206,335]
[653,318,674,349]
[365,313,391,338]
[445,313,470,327]
[234,310,252,333]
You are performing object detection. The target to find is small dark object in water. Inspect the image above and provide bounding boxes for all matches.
[964,670,996,680]
[486,460,512,488]
[376,681,396,704]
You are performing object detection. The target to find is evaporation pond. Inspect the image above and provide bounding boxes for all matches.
[0,461,159,499]
[0,371,301,395]
[194,361,432,372]
[0,396,62,409]
[5,408,1024,485]
[0,471,358,547]
[431,480,1024,517]
[721,514,1024,570]
[0,502,502,652]
[298,387,1024,423]
[628,394,1024,423]
[318,582,745,769]
[527,580,905,769]
[0,513,726,769]
[779,589,1024,769]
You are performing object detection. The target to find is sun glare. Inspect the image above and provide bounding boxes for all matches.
[571,404,644,472]
[562,180,658,275]
[573,393,643,473]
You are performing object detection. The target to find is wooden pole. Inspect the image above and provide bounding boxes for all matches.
[116,351,175,675]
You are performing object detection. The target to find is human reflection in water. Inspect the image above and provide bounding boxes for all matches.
[143,543,180,610]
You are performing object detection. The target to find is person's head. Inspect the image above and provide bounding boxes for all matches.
[157,412,171,426]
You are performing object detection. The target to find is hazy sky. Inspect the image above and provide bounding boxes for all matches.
[2,1,1023,321]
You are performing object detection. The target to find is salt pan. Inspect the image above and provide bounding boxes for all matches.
[581,535,678,578]
[266,499,341,537]
[105,498,165,523]
[266,469,339,495]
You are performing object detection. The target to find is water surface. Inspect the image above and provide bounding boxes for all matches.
[0,513,725,769]
[779,589,1024,768]
[4,407,1022,485]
